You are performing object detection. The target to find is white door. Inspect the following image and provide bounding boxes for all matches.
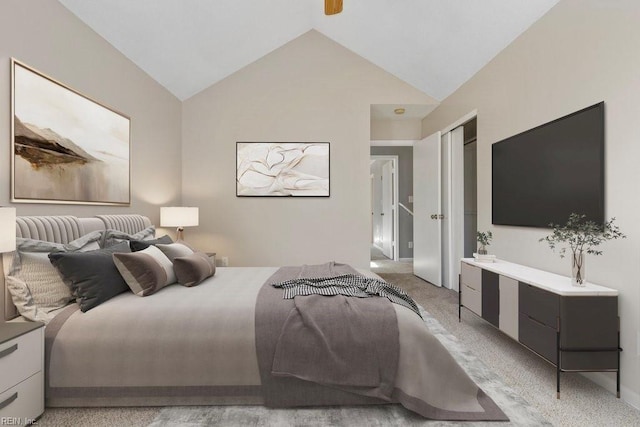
[448,126,465,291]
[381,161,394,259]
[370,174,375,243]
[414,131,442,286]
[441,127,465,290]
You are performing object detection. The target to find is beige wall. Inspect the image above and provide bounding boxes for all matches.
[182,30,436,268]
[0,0,182,224]
[422,0,640,402]
[371,119,422,140]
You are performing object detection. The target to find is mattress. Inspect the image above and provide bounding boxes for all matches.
[45,266,506,420]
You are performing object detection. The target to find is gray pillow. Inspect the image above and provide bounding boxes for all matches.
[113,245,176,297]
[49,242,131,312]
[3,230,103,323]
[129,235,173,252]
[156,242,194,262]
[173,252,216,287]
[102,226,156,248]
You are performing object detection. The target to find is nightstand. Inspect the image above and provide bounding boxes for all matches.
[0,322,45,425]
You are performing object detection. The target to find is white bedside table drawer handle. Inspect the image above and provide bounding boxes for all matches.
[0,343,18,359]
[0,392,18,410]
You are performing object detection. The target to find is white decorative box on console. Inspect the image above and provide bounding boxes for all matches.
[459,258,620,399]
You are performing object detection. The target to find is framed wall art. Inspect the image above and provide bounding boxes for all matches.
[236,142,330,197]
[11,59,131,205]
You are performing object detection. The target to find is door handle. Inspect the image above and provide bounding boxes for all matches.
[381,213,384,216]
[430,214,436,219]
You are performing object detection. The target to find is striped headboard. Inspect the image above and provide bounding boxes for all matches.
[2,214,152,321]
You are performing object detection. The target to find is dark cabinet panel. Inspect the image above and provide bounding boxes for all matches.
[519,282,559,327]
[560,297,618,348]
[481,270,499,327]
[559,296,618,370]
[519,312,558,364]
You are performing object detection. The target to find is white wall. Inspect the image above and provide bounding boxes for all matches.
[371,119,422,140]
[0,0,183,224]
[182,30,437,268]
[422,0,640,403]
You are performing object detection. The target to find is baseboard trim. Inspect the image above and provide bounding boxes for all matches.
[399,258,413,262]
[583,372,640,410]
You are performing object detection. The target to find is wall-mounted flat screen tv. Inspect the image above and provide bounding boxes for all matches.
[492,102,604,228]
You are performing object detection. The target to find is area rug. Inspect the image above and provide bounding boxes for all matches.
[149,306,550,427]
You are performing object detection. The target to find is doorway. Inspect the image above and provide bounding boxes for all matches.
[413,113,477,290]
[370,155,399,261]
[463,119,478,258]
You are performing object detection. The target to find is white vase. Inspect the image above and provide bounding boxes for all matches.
[571,251,586,286]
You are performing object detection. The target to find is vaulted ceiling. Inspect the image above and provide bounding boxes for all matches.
[58,0,559,101]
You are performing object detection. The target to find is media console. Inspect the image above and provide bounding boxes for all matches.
[459,258,620,398]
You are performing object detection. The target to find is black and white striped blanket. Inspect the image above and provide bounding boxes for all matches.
[271,274,422,318]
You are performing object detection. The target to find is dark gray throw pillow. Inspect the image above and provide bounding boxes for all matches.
[129,235,173,252]
[49,242,131,312]
[173,252,216,287]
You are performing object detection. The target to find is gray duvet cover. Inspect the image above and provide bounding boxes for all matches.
[45,265,507,420]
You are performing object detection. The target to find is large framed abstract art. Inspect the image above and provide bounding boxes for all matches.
[236,142,330,197]
[11,59,131,205]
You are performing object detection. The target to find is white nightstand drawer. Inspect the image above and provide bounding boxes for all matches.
[0,328,43,394]
[0,371,44,424]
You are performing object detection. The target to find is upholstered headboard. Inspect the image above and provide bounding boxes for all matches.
[2,214,152,321]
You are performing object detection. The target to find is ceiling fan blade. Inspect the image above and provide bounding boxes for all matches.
[325,0,343,15]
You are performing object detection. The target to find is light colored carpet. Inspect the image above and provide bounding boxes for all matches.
[370,245,388,261]
[369,247,413,274]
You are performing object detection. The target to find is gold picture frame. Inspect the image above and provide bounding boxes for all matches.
[11,59,131,205]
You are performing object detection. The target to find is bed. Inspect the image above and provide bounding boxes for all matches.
[1,215,507,421]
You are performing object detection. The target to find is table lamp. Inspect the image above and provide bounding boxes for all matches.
[0,207,17,253]
[160,207,199,241]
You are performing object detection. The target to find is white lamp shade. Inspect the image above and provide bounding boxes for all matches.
[0,207,17,253]
[160,207,199,228]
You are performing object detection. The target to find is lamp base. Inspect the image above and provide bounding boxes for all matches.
[176,227,184,241]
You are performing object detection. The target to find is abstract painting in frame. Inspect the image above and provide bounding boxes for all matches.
[236,142,330,197]
[11,59,131,205]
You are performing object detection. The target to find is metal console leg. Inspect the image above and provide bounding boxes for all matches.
[557,318,561,399]
[458,274,462,322]
[617,317,621,398]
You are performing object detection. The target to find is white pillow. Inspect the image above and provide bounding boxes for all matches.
[156,242,195,262]
[4,230,103,323]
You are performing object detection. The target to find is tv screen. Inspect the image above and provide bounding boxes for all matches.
[492,102,604,228]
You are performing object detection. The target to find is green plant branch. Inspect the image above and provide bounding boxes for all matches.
[477,231,493,246]
[539,213,625,258]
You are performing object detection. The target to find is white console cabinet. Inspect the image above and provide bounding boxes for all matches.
[460,258,620,398]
